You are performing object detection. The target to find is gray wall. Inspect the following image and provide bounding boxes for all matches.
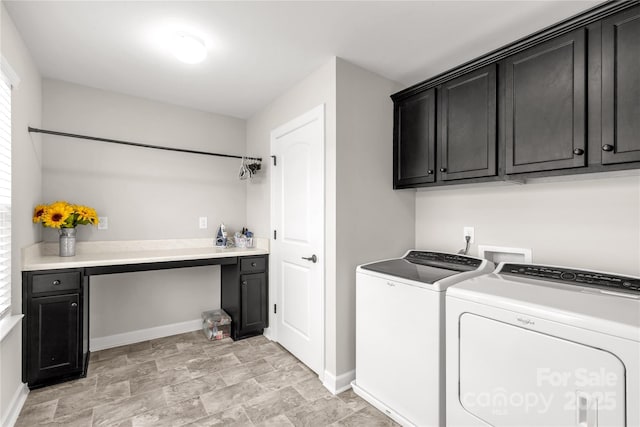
[415,174,640,276]
[246,57,338,373]
[1,2,42,421]
[335,59,414,375]
[246,57,415,383]
[41,79,247,339]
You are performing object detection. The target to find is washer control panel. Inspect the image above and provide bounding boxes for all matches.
[501,264,640,293]
[405,251,482,269]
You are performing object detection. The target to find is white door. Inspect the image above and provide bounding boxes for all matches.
[271,105,324,375]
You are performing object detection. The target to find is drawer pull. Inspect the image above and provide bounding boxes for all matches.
[251,262,257,267]
[52,280,61,286]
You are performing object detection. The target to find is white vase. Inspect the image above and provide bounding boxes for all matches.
[59,227,77,257]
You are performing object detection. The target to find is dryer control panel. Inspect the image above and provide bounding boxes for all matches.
[501,264,640,293]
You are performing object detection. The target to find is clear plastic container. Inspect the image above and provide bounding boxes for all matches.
[201,309,231,340]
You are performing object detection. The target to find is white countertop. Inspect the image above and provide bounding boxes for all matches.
[22,238,269,271]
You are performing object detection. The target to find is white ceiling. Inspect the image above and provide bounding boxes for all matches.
[4,1,602,119]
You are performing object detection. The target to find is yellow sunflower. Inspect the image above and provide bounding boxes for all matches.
[32,204,47,223]
[41,202,74,228]
[74,205,99,225]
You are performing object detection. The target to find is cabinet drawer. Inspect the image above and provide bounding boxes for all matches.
[32,271,81,294]
[240,257,266,273]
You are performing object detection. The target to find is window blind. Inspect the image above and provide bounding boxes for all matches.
[0,76,11,318]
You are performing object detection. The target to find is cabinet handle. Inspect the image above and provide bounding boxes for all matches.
[52,280,61,286]
[427,170,434,175]
[573,148,584,155]
[440,168,447,173]
[251,262,257,267]
[71,302,77,307]
[602,144,614,152]
[242,281,248,287]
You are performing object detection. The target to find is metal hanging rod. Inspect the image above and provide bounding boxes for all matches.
[27,127,262,162]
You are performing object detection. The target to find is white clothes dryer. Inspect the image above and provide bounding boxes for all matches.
[353,250,494,427]
[446,263,640,427]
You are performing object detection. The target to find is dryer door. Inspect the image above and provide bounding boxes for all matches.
[458,313,625,426]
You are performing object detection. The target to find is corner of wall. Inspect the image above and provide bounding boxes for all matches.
[333,58,414,376]
[1,3,43,422]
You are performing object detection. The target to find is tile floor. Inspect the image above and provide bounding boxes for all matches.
[16,332,398,426]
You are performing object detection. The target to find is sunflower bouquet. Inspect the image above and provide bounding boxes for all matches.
[33,201,99,229]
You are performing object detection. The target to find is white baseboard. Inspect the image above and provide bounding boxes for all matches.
[351,381,413,426]
[322,369,355,395]
[262,327,275,342]
[90,319,202,351]
[1,383,28,427]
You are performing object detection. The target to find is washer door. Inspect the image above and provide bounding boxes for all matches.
[458,313,626,426]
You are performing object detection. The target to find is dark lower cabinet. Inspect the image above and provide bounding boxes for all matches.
[240,272,268,332]
[393,88,436,188]
[439,64,497,181]
[601,5,640,165]
[23,269,87,388]
[222,255,269,340]
[28,294,80,383]
[504,28,587,174]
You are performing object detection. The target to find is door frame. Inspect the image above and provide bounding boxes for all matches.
[269,104,325,379]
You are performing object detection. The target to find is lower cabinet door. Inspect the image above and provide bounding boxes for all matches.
[240,272,267,334]
[28,294,81,385]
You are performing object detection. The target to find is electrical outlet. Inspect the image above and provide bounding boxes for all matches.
[463,226,475,243]
[98,217,108,230]
[199,217,208,229]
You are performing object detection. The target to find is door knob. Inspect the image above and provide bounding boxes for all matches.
[440,168,447,172]
[602,144,614,152]
[573,148,584,155]
[71,302,77,307]
[302,254,318,263]
[427,170,434,175]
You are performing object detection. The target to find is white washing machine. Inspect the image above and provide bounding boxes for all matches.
[446,262,640,427]
[352,250,494,427]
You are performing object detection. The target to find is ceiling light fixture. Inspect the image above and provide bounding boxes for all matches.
[170,32,207,64]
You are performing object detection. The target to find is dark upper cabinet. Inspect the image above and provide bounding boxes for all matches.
[439,64,497,181]
[390,2,639,189]
[601,6,640,165]
[27,293,81,386]
[504,28,587,174]
[393,88,436,188]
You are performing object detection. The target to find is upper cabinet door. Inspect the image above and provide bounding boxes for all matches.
[504,28,587,174]
[602,6,640,165]
[393,88,436,188]
[439,64,497,181]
